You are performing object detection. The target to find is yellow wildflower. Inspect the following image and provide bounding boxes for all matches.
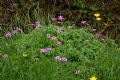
[96,17,102,21]
[90,76,97,80]
[94,13,100,17]
[23,52,28,58]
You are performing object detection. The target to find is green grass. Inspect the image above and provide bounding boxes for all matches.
[0,25,120,80]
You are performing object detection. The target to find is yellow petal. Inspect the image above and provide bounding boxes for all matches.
[94,13,100,17]
[96,17,102,21]
[90,76,97,80]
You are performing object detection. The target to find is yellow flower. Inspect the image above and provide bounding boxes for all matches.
[90,76,97,80]
[23,52,28,58]
[96,17,102,21]
[94,13,100,17]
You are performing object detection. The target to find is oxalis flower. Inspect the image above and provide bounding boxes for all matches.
[90,76,97,80]
[57,41,62,46]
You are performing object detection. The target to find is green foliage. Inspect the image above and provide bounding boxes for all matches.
[0,25,120,80]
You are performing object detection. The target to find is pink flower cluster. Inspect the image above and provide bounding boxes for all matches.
[5,27,22,38]
[40,48,52,53]
[54,56,68,62]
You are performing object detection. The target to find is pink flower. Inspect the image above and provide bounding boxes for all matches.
[54,56,68,62]
[92,28,97,33]
[51,36,57,40]
[57,41,62,46]
[61,57,68,62]
[58,16,64,22]
[40,49,46,53]
[46,48,52,51]
[47,34,51,38]
[54,56,61,61]
[81,21,87,24]
[57,27,62,33]
[40,48,52,53]
[5,32,13,38]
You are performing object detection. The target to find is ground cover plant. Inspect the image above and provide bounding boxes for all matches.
[0,0,120,80]
[0,21,120,80]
